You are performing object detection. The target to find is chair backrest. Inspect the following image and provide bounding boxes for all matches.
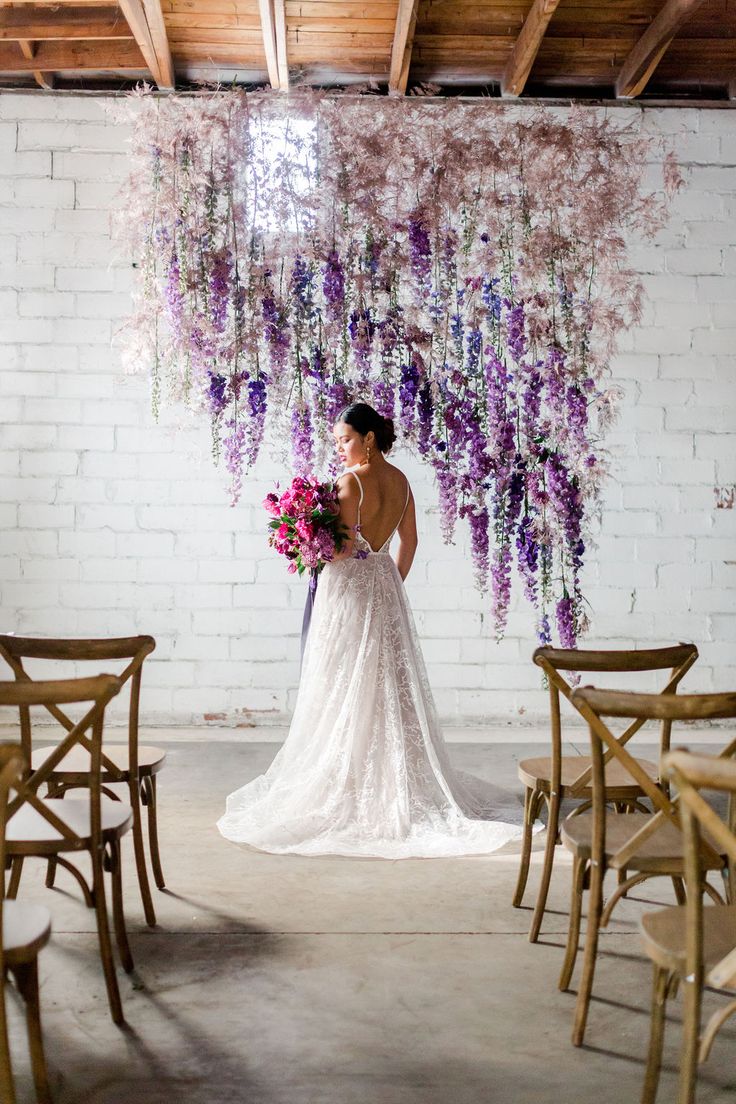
[0,636,155,780]
[665,750,736,997]
[570,688,736,872]
[0,676,121,846]
[533,643,698,796]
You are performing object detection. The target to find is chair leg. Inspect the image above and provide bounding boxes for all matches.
[108,840,134,974]
[641,965,670,1104]
[678,974,702,1104]
[7,858,23,900]
[142,775,166,890]
[672,876,686,906]
[0,973,17,1104]
[512,786,535,908]
[90,847,124,1025]
[559,854,587,991]
[529,788,561,943]
[572,858,604,1046]
[11,960,51,1104]
[44,858,58,890]
[130,777,157,927]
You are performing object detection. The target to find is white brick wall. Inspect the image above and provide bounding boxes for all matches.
[1,92,735,726]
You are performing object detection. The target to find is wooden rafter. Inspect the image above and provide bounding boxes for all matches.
[615,0,708,98]
[388,0,418,95]
[273,0,288,91]
[18,37,53,88]
[0,39,145,70]
[117,0,171,87]
[257,0,279,88]
[501,0,561,97]
[140,0,175,87]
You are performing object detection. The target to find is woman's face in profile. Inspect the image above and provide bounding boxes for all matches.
[332,422,365,469]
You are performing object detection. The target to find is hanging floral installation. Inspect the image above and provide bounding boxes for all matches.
[117,91,679,646]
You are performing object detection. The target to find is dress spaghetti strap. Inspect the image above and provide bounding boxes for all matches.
[348,469,364,528]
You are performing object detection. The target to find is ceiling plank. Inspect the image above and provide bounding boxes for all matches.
[0,9,130,41]
[500,0,561,97]
[388,0,418,94]
[139,0,175,87]
[273,0,288,90]
[0,38,146,70]
[615,0,708,98]
[257,0,279,87]
[117,0,166,83]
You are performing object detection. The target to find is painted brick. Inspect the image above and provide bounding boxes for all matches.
[0,94,734,725]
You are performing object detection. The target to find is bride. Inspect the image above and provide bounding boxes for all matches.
[217,402,525,858]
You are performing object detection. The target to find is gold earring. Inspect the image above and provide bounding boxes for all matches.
[365,445,372,463]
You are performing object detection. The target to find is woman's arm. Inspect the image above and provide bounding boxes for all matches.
[395,488,418,581]
[330,474,361,562]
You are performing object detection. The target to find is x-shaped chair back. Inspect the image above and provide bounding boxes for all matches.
[570,688,736,873]
[0,636,155,785]
[0,675,122,844]
[534,643,699,801]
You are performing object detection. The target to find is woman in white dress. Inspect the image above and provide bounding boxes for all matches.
[217,402,525,858]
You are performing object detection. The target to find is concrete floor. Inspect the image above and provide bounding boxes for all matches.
[5,735,736,1104]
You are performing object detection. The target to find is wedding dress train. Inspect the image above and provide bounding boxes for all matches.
[217,473,526,858]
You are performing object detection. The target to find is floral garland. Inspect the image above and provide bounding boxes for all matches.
[117,91,678,646]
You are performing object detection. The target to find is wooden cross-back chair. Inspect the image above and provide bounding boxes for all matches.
[565,687,736,1050]
[0,742,52,1104]
[0,635,165,928]
[513,643,698,943]
[0,674,133,1025]
[638,744,736,1104]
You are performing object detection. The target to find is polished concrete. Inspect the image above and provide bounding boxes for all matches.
[5,735,735,1104]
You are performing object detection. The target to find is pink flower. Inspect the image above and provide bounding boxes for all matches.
[263,492,280,516]
[277,523,290,539]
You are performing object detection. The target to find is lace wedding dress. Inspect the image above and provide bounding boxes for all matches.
[218,471,526,858]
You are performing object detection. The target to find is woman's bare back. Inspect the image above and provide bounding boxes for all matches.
[343,461,410,552]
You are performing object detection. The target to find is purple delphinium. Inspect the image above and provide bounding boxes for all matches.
[373,379,395,420]
[555,595,576,649]
[223,419,246,506]
[291,402,314,477]
[261,273,290,373]
[506,299,526,363]
[246,376,268,466]
[399,360,420,435]
[209,249,232,334]
[323,250,345,323]
[408,211,432,298]
[516,513,538,604]
[349,308,375,372]
[491,544,513,640]
[417,381,434,456]
[164,250,184,330]
[208,371,228,417]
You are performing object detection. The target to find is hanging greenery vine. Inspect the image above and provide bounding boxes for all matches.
[116,90,679,646]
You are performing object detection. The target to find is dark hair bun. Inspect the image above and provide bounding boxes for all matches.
[338,402,397,454]
[376,416,396,453]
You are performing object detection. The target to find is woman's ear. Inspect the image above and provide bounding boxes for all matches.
[365,430,376,447]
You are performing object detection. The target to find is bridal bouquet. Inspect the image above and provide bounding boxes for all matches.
[264,477,348,576]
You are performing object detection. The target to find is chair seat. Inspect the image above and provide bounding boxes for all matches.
[3,899,51,963]
[518,754,658,797]
[560,811,725,873]
[32,744,167,780]
[6,795,132,853]
[640,904,736,977]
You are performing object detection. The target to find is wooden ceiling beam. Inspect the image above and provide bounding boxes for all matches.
[140,0,175,87]
[388,0,418,94]
[615,0,708,98]
[257,0,279,86]
[273,0,288,90]
[501,0,561,97]
[0,38,145,69]
[118,0,168,85]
